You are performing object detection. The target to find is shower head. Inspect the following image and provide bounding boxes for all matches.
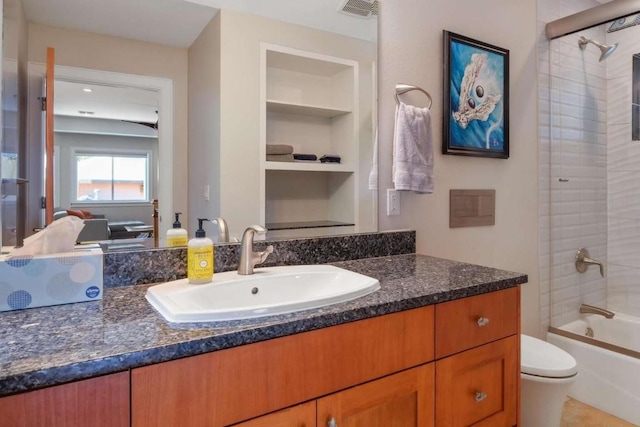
[578,36,618,62]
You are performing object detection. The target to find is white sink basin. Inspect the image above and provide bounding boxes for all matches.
[146,265,380,323]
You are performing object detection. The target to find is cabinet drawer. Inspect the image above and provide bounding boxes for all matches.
[132,305,434,427]
[435,287,518,358]
[435,335,518,427]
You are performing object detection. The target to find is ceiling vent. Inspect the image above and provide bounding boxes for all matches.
[337,0,378,19]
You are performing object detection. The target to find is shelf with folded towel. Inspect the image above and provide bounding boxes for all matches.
[266,99,351,118]
[265,161,354,172]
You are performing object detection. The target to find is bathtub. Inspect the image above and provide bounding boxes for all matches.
[548,313,640,426]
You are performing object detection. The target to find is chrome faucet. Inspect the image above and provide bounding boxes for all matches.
[210,217,229,243]
[575,247,605,277]
[579,303,615,319]
[238,225,274,275]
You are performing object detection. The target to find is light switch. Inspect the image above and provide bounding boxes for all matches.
[387,189,400,216]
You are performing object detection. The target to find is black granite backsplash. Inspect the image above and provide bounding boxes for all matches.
[103,230,415,287]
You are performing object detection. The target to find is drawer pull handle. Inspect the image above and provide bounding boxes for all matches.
[328,417,338,427]
[477,317,490,327]
[475,392,488,402]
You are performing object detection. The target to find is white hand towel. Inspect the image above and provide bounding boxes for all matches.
[368,127,378,191]
[392,102,434,194]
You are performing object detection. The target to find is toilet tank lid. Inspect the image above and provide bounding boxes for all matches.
[521,334,578,378]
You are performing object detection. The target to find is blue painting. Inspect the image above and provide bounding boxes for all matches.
[443,31,509,158]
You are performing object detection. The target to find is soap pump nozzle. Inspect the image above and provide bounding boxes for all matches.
[196,218,209,238]
[173,212,183,229]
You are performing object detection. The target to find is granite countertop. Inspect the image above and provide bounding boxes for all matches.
[0,254,527,397]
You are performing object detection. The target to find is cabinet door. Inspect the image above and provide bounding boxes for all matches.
[436,336,518,427]
[316,364,435,427]
[231,401,315,427]
[0,372,130,427]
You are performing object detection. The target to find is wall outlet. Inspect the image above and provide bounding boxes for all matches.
[204,184,210,201]
[387,189,400,216]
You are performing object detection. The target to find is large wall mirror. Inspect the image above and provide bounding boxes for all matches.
[0,0,378,250]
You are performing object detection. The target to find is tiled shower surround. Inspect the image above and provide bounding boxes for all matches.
[605,26,640,317]
[538,0,640,334]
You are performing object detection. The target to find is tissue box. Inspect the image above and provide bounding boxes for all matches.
[0,248,103,312]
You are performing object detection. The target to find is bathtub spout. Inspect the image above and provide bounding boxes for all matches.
[579,304,615,319]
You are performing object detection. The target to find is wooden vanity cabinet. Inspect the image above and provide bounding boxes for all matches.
[132,306,435,427]
[0,287,520,427]
[132,287,520,427]
[0,371,129,427]
[232,364,435,427]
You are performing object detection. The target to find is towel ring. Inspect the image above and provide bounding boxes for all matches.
[394,83,433,109]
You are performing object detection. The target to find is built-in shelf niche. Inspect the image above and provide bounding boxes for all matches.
[264,45,358,168]
[261,43,359,234]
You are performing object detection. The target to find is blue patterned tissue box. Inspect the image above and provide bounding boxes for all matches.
[0,249,103,312]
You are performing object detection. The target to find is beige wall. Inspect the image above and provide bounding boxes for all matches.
[188,13,221,238]
[27,23,189,224]
[379,0,540,335]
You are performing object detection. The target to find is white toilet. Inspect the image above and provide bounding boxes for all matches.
[521,334,578,427]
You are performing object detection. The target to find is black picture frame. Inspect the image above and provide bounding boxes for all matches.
[443,31,509,159]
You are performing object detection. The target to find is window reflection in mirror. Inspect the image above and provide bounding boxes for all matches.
[74,154,150,202]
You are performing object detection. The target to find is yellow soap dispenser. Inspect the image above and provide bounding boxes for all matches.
[166,212,188,247]
[187,218,214,284]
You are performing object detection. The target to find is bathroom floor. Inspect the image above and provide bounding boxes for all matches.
[561,398,636,426]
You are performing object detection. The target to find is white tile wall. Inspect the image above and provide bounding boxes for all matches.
[538,0,608,335]
[607,24,640,318]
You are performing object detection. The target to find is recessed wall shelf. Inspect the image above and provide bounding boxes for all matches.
[261,43,359,238]
[265,161,354,172]
[266,100,351,118]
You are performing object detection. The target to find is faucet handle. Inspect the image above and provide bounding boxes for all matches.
[259,245,274,263]
[575,248,605,278]
[583,256,605,278]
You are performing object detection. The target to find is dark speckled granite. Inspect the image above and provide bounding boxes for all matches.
[104,230,415,287]
[0,253,526,397]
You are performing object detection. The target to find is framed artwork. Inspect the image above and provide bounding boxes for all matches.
[443,31,509,158]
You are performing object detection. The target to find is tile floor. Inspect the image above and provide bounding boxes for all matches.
[561,398,637,427]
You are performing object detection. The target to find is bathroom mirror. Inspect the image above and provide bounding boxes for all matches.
[0,0,378,248]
